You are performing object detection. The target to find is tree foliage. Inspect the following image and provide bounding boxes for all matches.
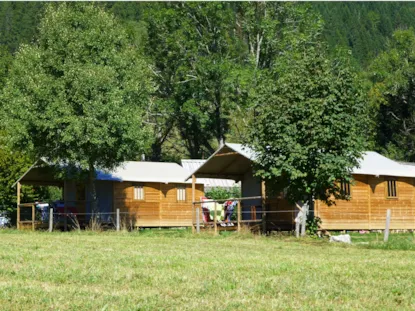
[228,2,323,142]
[1,3,153,209]
[314,2,415,67]
[0,146,33,210]
[247,39,368,204]
[368,29,415,161]
[143,2,248,158]
[205,186,241,201]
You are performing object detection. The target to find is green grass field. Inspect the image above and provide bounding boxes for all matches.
[1,230,415,310]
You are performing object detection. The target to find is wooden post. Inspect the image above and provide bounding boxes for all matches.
[64,204,68,232]
[32,204,35,231]
[301,204,306,236]
[196,205,200,233]
[191,203,195,234]
[368,177,372,230]
[384,209,391,242]
[295,211,301,238]
[49,207,53,232]
[251,206,256,220]
[237,200,241,232]
[261,180,266,234]
[116,208,120,231]
[295,202,304,239]
[214,201,218,235]
[301,202,308,237]
[16,182,21,230]
[192,174,196,234]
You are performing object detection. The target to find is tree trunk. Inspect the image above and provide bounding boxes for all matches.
[300,195,313,236]
[215,88,224,146]
[150,141,162,161]
[88,161,97,215]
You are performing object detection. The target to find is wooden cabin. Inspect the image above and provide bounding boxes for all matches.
[315,154,415,230]
[15,160,204,228]
[189,143,415,231]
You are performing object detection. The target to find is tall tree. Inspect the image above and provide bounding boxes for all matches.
[369,29,415,161]
[0,45,12,88]
[228,2,324,142]
[1,3,153,212]
[144,2,247,158]
[0,145,33,211]
[247,38,368,205]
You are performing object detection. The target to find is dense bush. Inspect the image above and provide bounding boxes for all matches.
[205,186,241,200]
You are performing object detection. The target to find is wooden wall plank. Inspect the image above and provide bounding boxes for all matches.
[316,175,415,230]
[113,181,204,227]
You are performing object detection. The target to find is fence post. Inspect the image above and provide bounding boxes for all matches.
[261,181,266,234]
[192,174,196,234]
[16,182,21,230]
[301,202,309,237]
[384,209,391,242]
[295,215,300,238]
[49,207,53,232]
[237,200,241,233]
[196,205,200,234]
[64,204,68,232]
[214,202,218,235]
[192,203,195,234]
[116,208,120,232]
[32,204,35,231]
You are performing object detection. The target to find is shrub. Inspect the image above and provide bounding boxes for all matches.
[205,186,241,200]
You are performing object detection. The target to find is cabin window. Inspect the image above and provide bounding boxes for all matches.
[134,184,144,200]
[177,185,186,201]
[387,180,397,198]
[340,180,351,197]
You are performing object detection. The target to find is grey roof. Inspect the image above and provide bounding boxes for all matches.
[187,143,415,179]
[16,159,203,186]
[181,159,239,188]
[97,161,201,184]
[353,152,415,177]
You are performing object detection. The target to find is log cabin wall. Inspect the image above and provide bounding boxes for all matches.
[316,175,415,230]
[113,181,204,227]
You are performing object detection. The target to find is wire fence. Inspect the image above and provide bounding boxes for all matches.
[191,198,415,234]
[14,198,415,234]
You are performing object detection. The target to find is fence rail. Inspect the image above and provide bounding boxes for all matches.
[14,200,408,237]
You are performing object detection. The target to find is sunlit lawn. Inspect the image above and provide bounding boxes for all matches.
[0,229,414,310]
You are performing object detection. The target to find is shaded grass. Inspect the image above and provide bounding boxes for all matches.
[0,230,415,310]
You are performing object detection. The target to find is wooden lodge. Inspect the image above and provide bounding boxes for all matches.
[15,143,415,231]
[15,160,204,228]
[188,143,415,231]
[315,154,415,230]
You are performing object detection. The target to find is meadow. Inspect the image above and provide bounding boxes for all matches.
[0,229,414,310]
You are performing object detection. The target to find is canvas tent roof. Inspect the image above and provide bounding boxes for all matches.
[185,143,256,181]
[13,159,64,186]
[187,143,415,179]
[181,159,239,188]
